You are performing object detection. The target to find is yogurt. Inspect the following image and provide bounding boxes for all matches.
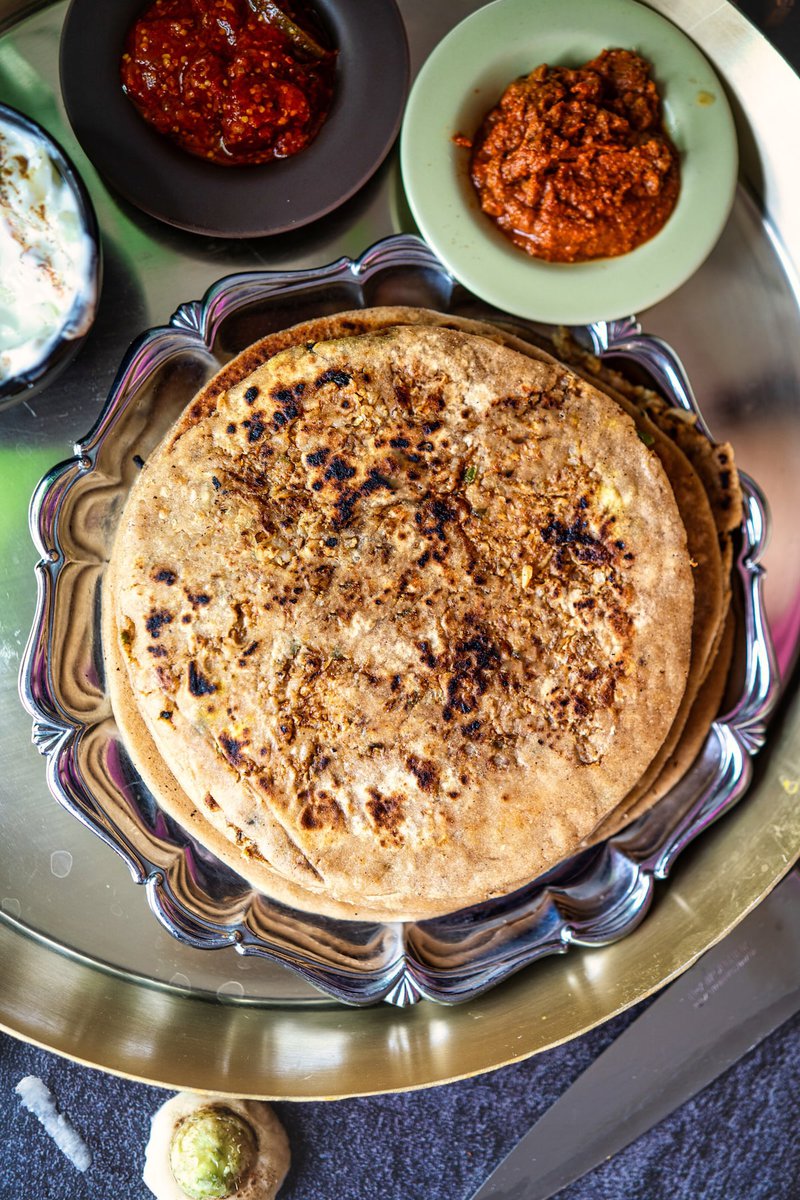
[0,115,97,386]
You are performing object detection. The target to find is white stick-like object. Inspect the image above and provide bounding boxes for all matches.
[14,1076,92,1173]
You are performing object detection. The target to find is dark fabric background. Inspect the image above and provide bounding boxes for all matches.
[1,1006,798,1199]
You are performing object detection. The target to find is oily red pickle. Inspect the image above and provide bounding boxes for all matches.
[120,0,336,166]
[468,49,680,262]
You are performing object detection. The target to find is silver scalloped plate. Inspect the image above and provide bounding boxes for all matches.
[19,234,779,1007]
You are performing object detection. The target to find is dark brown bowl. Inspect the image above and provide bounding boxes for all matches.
[59,0,410,239]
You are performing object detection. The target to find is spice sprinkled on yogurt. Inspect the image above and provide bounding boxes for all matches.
[0,116,96,386]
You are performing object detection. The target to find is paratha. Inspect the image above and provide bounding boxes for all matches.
[105,322,695,920]
[303,308,733,824]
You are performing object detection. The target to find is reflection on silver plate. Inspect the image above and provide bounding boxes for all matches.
[19,235,779,1007]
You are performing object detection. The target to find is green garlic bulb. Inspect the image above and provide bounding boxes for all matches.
[169,1106,257,1200]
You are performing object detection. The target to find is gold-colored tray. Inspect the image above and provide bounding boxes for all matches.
[1,0,799,1097]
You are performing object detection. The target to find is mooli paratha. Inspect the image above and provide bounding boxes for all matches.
[105,323,694,920]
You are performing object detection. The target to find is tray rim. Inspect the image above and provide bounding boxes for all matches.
[17,237,779,1010]
[2,741,799,1098]
[1,0,800,1097]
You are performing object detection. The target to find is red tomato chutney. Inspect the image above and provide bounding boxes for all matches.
[120,0,337,166]
[468,49,680,262]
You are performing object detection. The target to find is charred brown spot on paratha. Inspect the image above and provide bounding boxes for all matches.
[186,591,211,608]
[188,662,216,697]
[145,609,173,638]
[443,626,502,721]
[540,513,613,566]
[315,368,351,389]
[299,794,345,832]
[406,755,439,792]
[366,791,405,844]
[219,733,247,767]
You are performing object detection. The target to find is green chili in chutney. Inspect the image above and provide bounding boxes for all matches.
[120,0,336,166]
[467,49,680,262]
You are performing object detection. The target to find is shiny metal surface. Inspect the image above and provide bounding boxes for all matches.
[469,870,800,1200]
[1,0,800,1093]
[18,237,778,1007]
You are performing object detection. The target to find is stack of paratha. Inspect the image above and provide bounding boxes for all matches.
[103,308,740,921]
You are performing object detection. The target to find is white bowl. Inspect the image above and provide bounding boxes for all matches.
[0,101,101,410]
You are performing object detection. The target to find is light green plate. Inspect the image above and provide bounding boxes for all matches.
[400,0,738,325]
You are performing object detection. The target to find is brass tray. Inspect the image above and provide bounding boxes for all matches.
[1,0,800,1095]
[18,237,778,1007]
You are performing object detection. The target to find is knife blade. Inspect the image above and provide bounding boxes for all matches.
[469,870,800,1200]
